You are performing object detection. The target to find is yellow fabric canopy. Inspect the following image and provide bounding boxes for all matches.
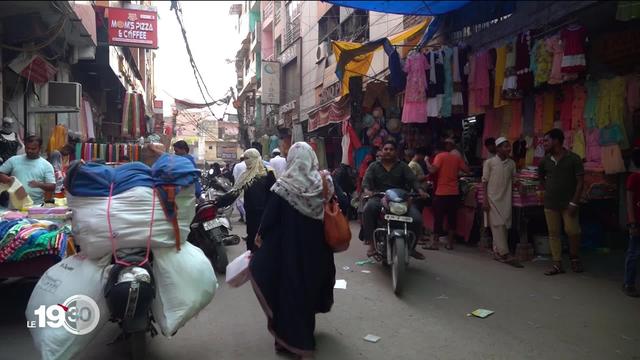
[332,18,432,96]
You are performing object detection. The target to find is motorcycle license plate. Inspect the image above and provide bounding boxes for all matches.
[384,214,413,223]
[203,219,219,231]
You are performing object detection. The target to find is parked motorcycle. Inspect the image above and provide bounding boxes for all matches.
[368,189,418,295]
[188,198,240,274]
[104,250,157,360]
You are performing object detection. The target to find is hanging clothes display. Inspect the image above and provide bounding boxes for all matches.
[441,47,454,117]
[522,95,536,136]
[533,39,553,86]
[401,52,429,124]
[572,84,587,130]
[584,80,599,128]
[502,37,518,100]
[451,46,465,115]
[427,51,445,117]
[472,50,491,108]
[572,130,586,159]
[546,35,564,85]
[559,84,574,131]
[493,46,508,108]
[542,92,555,133]
[515,31,534,97]
[388,50,407,96]
[508,100,523,141]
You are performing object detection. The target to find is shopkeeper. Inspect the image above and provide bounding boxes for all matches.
[0,135,55,205]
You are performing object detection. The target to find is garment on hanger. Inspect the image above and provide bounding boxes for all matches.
[493,46,508,108]
[508,100,523,141]
[559,84,574,131]
[546,35,564,85]
[388,50,407,96]
[534,39,553,86]
[572,129,586,159]
[472,50,491,108]
[560,24,588,74]
[502,37,518,99]
[584,80,599,128]
[543,92,555,133]
[401,52,429,124]
[572,84,587,130]
[515,31,534,96]
[522,94,536,136]
[441,47,454,117]
[452,46,465,115]
[601,144,626,174]
[534,94,545,134]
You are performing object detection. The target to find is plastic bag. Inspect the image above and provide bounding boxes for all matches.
[151,242,217,337]
[226,250,252,288]
[26,255,111,360]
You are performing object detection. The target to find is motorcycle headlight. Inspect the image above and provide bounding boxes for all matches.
[389,202,408,215]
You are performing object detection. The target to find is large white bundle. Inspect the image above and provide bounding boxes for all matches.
[26,255,111,360]
[68,186,195,259]
[151,242,217,337]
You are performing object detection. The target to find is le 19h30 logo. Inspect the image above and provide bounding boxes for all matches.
[27,295,100,335]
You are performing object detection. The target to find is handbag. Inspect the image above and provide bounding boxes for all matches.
[321,173,351,252]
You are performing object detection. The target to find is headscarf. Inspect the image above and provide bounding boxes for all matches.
[233,148,268,191]
[271,142,333,220]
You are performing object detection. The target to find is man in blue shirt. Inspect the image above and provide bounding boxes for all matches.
[0,136,55,205]
[173,140,202,199]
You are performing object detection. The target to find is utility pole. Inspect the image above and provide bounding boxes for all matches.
[229,86,250,149]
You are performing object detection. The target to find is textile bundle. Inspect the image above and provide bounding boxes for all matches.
[0,219,73,263]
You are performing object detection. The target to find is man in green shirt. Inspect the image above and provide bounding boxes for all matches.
[362,140,428,260]
[538,129,584,276]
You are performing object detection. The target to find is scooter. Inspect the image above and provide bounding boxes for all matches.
[104,250,157,360]
[368,189,418,296]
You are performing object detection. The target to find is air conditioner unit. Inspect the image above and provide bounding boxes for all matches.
[316,41,329,63]
[30,82,82,113]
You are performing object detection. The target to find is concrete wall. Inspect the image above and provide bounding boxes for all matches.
[299,0,318,122]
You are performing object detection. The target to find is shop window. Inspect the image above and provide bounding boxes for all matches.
[318,6,340,46]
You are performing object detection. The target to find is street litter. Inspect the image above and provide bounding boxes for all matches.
[334,279,347,289]
[356,259,375,266]
[361,270,371,274]
[470,309,494,318]
[342,266,351,271]
[363,334,381,343]
[436,295,448,299]
[552,296,561,300]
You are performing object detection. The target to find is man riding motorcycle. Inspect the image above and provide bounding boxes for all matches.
[361,140,428,260]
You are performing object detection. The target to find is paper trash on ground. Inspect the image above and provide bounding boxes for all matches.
[363,334,381,343]
[334,279,347,289]
[471,309,494,318]
[361,270,371,274]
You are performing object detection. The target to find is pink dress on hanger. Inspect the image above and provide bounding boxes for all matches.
[473,50,491,107]
[402,53,429,124]
[560,25,587,74]
[546,35,564,85]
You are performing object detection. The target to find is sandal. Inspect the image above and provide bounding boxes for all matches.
[544,264,565,276]
[504,258,524,268]
[570,257,584,273]
[444,244,454,250]
[366,250,383,262]
[422,244,440,251]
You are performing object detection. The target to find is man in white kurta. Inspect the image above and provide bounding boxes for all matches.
[482,137,520,266]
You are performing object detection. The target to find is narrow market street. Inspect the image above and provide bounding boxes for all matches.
[2,220,639,360]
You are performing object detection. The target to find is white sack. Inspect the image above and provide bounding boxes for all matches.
[26,255,111,360]
[68,186,195,259]
[151,242,217,337]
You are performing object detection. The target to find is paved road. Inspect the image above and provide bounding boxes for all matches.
[1,220,639,360]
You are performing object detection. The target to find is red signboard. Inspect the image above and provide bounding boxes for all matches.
[107,7,158,49]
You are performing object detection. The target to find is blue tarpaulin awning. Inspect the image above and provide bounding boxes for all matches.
[324,1,470,16]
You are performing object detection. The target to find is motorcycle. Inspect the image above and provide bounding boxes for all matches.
[189,175,240,274]
[104,250,157,360]
[368,189,418,295]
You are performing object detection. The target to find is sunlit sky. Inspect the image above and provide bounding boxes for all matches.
[154,1,241,118]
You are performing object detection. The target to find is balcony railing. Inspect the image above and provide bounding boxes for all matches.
[274,7,281,25]
[263,1,274,20]
[284,21,300,48]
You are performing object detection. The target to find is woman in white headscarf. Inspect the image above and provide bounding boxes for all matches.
[217,148,275,251]
[249,142,336,359]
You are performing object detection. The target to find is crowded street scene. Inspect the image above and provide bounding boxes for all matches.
[0,1,639,359]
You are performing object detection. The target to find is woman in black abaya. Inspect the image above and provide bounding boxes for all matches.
[250,142,336,359]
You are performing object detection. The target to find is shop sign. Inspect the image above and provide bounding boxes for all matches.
[261,61,281,105]
[107,7,158,49]
[279,41,299,65]
[217,144,238,160]
[319,81,341,105]
[279,100,297,115]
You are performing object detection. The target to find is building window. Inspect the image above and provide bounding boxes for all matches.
[209,146,213,150]
[282,61,299,103]
[275,36,282,55]
[318,6,340,56]
[285,1,302,47]
[340,9,368,42]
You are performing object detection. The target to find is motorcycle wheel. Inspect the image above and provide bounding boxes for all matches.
[128,331,146,360]
[213,243,228,274]
[391,237,406,296]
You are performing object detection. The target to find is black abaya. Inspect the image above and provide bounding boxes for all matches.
[249,194,336,357]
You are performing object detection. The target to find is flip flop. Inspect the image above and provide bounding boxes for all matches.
[422,244,440,251]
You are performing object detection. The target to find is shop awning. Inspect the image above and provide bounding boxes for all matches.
[308,96,351,132]
[324,1,469,16]
[333,19,432,96]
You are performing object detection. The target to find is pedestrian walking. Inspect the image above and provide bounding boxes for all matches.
[538,128,584,276]
[250,142,336,359]
[232,156,247,222]
[269,148,287,178]
[218,148,275,251]
[482,137,522,267]
[624,147,640,297]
